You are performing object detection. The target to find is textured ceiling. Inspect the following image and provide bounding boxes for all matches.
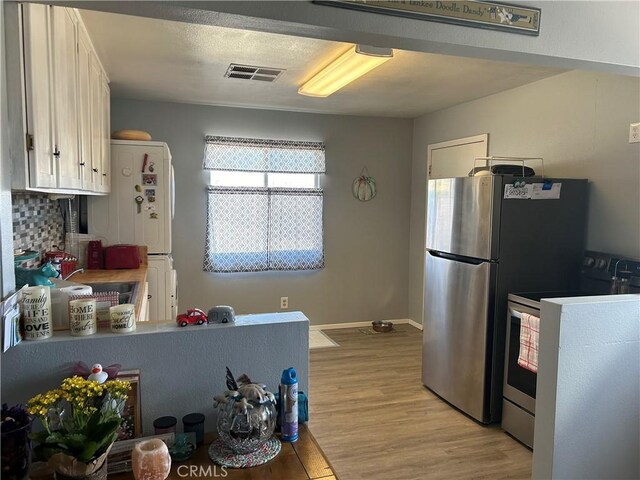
[80,9,565,118]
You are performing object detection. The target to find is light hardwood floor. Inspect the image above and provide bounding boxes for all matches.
[309,325,532,480]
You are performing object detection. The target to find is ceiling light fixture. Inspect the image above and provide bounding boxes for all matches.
[298,45,393,98]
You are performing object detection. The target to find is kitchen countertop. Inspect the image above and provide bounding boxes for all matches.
[69,266,148,322]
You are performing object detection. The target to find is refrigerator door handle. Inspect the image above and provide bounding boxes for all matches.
[427,250,486,265]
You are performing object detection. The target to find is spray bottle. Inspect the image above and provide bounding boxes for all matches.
[280,367,298,442]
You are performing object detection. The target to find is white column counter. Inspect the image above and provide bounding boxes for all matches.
[532,295,640,480]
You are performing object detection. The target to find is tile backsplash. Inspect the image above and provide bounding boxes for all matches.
[12,193,64,268]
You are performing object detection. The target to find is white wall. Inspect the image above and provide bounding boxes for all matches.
[408,70,640,323]
[111,99,413,325]
[533,295,640,479]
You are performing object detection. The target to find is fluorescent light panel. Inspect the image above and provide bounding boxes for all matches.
[298,45,393,98]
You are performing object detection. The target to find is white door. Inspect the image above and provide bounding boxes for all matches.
[51,7,82,189]
[22,4,56,189]
[427,134,488,179]
[77,27,94,190]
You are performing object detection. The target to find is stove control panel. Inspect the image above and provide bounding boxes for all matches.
[582,250,640,287]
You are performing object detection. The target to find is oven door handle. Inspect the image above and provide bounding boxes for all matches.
[509,308,523,319]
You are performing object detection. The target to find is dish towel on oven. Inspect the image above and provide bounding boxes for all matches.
[518,312,540,373]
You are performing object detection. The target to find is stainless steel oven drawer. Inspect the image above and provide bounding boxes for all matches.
[502,398,534,448]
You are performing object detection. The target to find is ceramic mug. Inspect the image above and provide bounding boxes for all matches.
[69,298,97,336]
[110,304,136,333]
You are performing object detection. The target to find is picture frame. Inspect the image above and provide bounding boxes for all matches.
[117,369,142,440]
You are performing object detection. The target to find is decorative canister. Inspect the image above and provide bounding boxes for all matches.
[214,371,277,454]
[182,413,205,445]
[21,286,52,340]
[110,304,136,333]
[152,416,177,435]
[69,298,97,336]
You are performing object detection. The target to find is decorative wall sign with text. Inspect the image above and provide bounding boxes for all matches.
[315,0,541,36]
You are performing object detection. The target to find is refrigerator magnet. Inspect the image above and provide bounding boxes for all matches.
[145,189,156,202]
[149,212,158,220]
[142,174,157,186]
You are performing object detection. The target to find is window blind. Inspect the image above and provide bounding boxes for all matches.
[203,187,324,272]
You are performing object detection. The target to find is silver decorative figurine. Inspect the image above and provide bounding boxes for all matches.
[213,368,277,454]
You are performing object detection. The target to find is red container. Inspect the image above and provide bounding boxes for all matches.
[44,251,78,278]
[104,245,141,269]
[87,240,104,270]
[44,251,65,276]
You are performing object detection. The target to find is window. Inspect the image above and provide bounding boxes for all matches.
[203,136,325,273]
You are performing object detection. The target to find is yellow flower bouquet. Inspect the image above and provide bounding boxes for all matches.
[28,376,130,478]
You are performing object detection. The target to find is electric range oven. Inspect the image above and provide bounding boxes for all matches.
[502,251,640,448]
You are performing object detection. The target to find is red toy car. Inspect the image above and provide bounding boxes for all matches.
[176,308,208,327]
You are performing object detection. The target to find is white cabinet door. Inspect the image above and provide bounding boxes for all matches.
[89,51,103,190]
[51,7,82,190]
[100,74,111,193]
[77,27,94,190]
[21,4,56,189]
[427,134,489,179]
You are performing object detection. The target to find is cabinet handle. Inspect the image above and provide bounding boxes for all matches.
[79,162,86,166]
[93,168,99,173]
[147,295,152,300]
[53,148,60,159]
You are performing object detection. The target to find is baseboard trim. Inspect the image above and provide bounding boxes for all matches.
[310,318,422,331]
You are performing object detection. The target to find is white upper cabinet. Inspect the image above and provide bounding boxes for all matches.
[10,5,110,194]
[52,7,82,190]
[77,25,95,190]
[89,51,103,191]
[21,4,56,189]
[100,72,111,193]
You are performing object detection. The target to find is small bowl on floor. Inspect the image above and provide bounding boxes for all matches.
[372,321,393,333]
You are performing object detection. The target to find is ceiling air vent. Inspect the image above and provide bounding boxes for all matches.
[224,64,285,83]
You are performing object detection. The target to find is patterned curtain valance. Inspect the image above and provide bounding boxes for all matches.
[203,136,326,173]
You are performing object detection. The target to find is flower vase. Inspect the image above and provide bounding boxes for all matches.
[51,446,111,480]
[1,417,33,480]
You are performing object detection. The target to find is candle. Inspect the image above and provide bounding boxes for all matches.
[21,286,52,340]
[69,298,97,336]
[110,304,136,333]
[132,438,171,480]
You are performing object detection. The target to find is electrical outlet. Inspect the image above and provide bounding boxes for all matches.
[280,297,289,309]
[630,123,640,143]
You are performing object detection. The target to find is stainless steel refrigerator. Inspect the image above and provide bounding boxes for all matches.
[422,175,588,423]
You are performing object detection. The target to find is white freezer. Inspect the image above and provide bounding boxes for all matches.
[147,255,177,322]
[88,140,173,254]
